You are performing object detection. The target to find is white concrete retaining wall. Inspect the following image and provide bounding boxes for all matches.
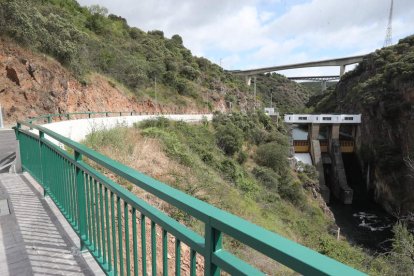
[36,114,212,148]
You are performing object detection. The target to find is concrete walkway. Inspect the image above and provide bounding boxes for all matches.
[0,173,104,276]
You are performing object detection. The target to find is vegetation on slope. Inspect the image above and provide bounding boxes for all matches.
[82,112,412,274]
[0,0,245,110]
[253,73,315,113]
[0,0,315,113]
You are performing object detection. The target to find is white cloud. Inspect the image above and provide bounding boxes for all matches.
[77,0,414,76]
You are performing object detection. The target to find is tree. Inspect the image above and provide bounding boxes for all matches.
[88,4,108,16]
[255,142,289,175]
[388,222,414,274]
[215,123,243,156]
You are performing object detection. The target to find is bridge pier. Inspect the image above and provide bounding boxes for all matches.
[321,80,327,91]
[309,123,320,140]
[245,75,252,86]
[340,65,346,76]
[308,123,330,202]
[329,139,353,204]
[328,123,353,204]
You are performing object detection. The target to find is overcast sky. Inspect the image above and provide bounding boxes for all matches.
[77,0,414,77]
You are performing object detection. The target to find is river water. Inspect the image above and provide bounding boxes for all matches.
[292,126,395,252]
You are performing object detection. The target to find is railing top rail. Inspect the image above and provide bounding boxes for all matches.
[15,112,366,275]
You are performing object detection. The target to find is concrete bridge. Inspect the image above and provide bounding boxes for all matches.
[228,55,365,85]
[285,114,361,205]
[288,75,340,91]
[287,75,340,81]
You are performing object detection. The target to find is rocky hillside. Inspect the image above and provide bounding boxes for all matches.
[0,0,314,124]
[0,38,227,125]
[255,73,315,113]
[313,35,414,214]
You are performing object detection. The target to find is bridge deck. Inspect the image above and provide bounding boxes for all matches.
[0,173,103,276]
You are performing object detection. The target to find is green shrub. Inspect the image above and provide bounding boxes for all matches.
[237,151,248,164]
[219,159,240,181]
[278,177,305,205]
[215,123,243,156]
[137,117,170,129]
[387,222,414,274]
[252,166,279,191]
[255,142,289,175]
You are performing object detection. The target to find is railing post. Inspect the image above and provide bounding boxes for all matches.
[47,115,51,124]
[14,122,21,139]
[75,150,87,251]
[66,114,70,120]
[39,130,47,197]
[205,222,222,276]
[106,112,109,117]
[88,113,91,118]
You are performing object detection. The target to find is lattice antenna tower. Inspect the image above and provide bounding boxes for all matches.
[383,0,394,47]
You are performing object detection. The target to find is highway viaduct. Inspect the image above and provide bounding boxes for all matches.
[288,75,340,91]
[228,55,365,86]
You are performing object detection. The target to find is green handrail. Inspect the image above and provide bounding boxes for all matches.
[15,113,366,276]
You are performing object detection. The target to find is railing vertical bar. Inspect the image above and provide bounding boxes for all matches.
[63,158,69,220]
[91,177,97,252]
[95,179,101,257]
[67,159,74,224]
[105,187,112,272]
[141,213,147,276]
[151,221,157,276]
[62,158,68,216]
[75,151,86,250]
[85,175,92,246]
[71,162,77,229]
[190,249,196,276]
[38,131,45,194]
[117,196,124,276]
[52,150,58,201]
[204,224,222,276]
[99,182,106,263]
[56,150,61,203]
[90,175,96,249]
[58,153,64,208]
[175,238,181,276]
[62,156,68,211]
[111,192,118,275]
[48,147,53,195]
[132,208,138,276]
[54,149,59,199]
[162,229,168,276]
[125,202,131,276]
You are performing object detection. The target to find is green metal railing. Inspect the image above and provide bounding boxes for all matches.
[15,113,366,276]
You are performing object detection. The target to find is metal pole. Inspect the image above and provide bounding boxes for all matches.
[270,89,273,108]
[253,76,257,111]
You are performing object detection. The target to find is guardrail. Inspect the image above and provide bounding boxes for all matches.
[15,112,366,275]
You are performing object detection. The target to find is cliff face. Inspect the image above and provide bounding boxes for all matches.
[315,35,414,214]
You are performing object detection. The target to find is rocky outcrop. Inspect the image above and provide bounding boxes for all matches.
[0,39,227,126]
[315,35,414,214]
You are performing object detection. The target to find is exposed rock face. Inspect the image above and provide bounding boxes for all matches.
[0,39,225,126]
[315,35,414,214]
